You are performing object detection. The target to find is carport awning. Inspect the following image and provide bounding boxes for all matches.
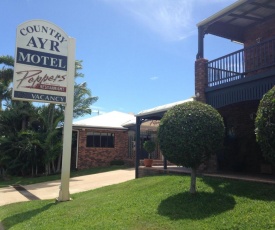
[135,97,193,178]
[136,98,193,120]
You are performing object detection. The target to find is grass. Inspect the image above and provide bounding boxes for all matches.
[0,165,128,188]
[1,174,275,229]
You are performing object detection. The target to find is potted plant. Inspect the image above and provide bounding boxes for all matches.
[143,140,156,167]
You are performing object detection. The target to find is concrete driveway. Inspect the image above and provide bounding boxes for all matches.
[0,168,135,206]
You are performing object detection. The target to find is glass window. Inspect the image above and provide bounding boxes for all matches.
[86,132,115,148]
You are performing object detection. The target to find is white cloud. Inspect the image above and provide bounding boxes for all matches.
[103,0,195,41]
[150,76,158,80]
[103,0,236,41]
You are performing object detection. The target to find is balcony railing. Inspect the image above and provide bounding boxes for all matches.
[207,37,275,87]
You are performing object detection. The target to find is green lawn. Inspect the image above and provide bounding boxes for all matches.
[0,165,128,188]
[1,174,275,229]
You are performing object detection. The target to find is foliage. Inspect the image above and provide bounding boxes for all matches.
[255,86,275,165]
[1,175,275,229]
[73,82,98,118]
[33,104,64,174]
[0,56,98,177]
[143,140,156,159]
[0,101,40,176]
[158,101,225,168]
[73,60,98,118]
[157,101,225,193]
[0,55,14,109]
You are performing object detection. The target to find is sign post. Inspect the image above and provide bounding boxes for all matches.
[58,37,75,201]
[13,20,75,201]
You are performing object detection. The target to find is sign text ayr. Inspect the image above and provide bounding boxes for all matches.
[13,20,70,104]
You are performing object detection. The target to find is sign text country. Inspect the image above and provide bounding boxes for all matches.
[17,47,67,71]
[19,25,67,45]
[14,91,66,103]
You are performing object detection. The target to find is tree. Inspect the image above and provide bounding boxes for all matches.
[33,104,63,175]
[74,82,98,118]
[0,57,98,177]
[143,140,156,159]
[255,86,275,165]
[0,101,39,176]
[0,55,14,109]
[73,60,98,119]
[157,101,225,194]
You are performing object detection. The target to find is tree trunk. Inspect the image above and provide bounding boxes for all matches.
[57,153,62,172]
[21,115,27,131]
[45,163,51,175]
[51,160,56,173]
[190,167,197,194]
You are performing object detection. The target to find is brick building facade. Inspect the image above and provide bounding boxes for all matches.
[72,111,161,170]
[72,111,135,169]
[76,128,128,169]
[195,0,275,173]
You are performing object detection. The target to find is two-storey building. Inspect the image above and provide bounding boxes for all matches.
[195,0,275,173]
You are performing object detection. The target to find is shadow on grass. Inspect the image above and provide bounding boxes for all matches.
[2,202,55,229]
[158,191,235,220]
[202,176,275,201]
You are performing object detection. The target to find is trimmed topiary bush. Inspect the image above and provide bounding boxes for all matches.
[143,140,156,159]
[157,101,225,194]
[255,86,275,165]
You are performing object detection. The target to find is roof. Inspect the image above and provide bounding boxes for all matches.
[197,0,275,43]
[136,98,194,120]
[73,111,135,130]
[73,99,194,130]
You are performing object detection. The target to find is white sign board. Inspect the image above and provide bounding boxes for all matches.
[13,20,69,104]
[13,20,76,202]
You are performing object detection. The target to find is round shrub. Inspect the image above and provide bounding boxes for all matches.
[255,86,275,165]
[143,140,156,153]
[143,140,156,159]
[157,101,225,169]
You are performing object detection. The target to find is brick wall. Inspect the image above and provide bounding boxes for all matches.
[243,16,275,75]
[219,100,258,140]
[244,15,275,47]
[218,100,262,172]
[195,58,208,103]
[77,128,129,169]
[193,15,275,173]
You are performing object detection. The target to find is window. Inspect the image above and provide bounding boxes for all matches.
[86,132,115,148]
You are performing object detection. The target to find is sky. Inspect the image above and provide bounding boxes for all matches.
[1,0,241,120]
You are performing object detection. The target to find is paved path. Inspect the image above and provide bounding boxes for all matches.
[0,168,135,207]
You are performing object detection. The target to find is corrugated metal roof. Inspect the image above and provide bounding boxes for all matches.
[136,98,194,118]
[73,99,194,129]
[197,0,275,42]
[73,111,135,130]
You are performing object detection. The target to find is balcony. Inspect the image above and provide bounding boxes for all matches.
[207,37,275,88]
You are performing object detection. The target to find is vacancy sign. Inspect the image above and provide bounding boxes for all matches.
[13,20,70,104]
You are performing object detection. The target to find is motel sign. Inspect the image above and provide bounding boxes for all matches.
[13,20,76,202]
[13,20,70,104]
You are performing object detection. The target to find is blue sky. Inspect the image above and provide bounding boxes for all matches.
[2,0,241,119]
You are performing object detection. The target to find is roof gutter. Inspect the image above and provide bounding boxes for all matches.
[197,0,249,27]
[136,98,193,118]
[72,125,128,130]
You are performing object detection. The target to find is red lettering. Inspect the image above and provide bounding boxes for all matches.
[15,70,66,89]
